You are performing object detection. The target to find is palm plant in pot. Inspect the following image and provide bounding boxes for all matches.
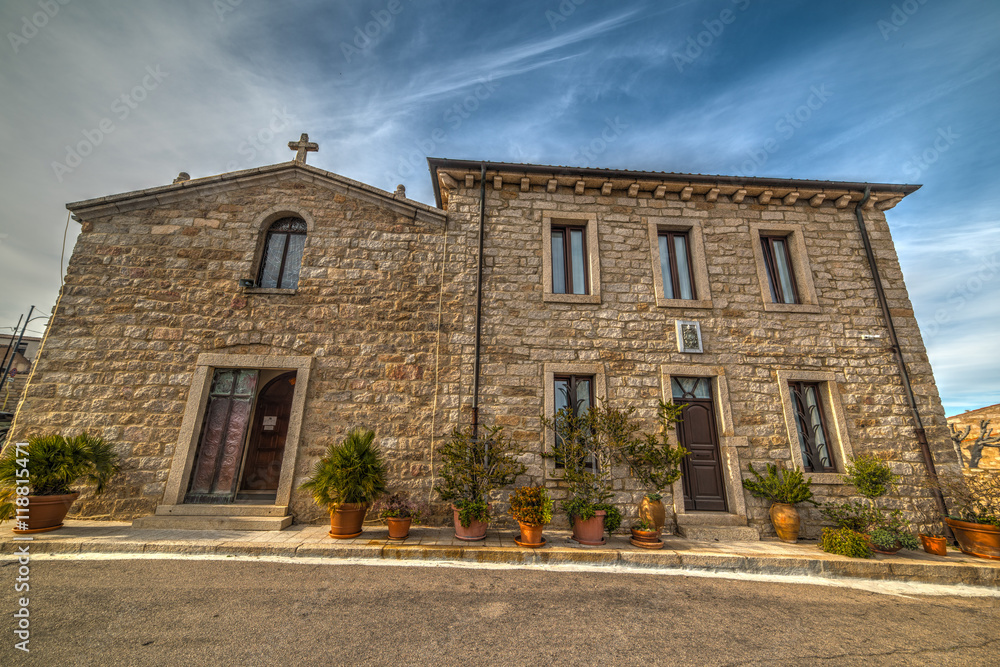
[435,424,525,541]
[509,485,553,548]
[300,428,387,539]
[819,454,919,557]
[741,463,817,543]
[932,469,1000,560]
[543,403,623,546]
[615,400,688,538]
[371,492,425,540]
[0,433,120,533]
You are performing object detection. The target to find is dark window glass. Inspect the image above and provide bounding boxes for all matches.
[258,217,307,289]
[551,225,588,295]
[789,381,835,472]
[553,374,594,469]
[658,231,695,300]
[760,235,799,304]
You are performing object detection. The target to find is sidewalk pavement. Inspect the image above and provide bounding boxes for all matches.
[4,520,999,589]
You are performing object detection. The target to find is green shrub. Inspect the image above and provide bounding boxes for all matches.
[820,527,872,558]
[821,499,880,532]
[435,424,525,519]
[0,433,120,497]
[844,454,896,499]
[299,428,387,508]
[742,463,817,506]
[508,485,553,526]
[454,498,489,528]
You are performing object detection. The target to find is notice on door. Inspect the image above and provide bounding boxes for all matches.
[262,415,277,431]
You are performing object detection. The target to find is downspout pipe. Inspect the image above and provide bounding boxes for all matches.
[854,187,950,533]
[471,162,486,439]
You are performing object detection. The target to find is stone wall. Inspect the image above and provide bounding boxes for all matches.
[439,173,958,536]
[9,172,469,522]
[947,404,1000,470]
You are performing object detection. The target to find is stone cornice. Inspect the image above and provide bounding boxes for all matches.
[427,158,919,212]
[67,162,446,224]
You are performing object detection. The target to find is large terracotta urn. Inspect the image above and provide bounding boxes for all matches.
[572,510,607,546]
[639,496,666,533]
[329,502,367,539]
[769,503,801,543]
[12,492,80,534]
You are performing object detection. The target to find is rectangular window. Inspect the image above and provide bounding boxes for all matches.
[658,231,695,300]
[553,374,594,469]
[788,381,835,472]
[760,235,799,304]
[551,225,588,295]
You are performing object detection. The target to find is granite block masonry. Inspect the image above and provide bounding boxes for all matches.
[7,148,960,539]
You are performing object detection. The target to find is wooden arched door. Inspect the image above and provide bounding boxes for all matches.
[239,372,296,495]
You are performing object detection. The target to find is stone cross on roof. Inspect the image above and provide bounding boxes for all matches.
[288,133,318,164]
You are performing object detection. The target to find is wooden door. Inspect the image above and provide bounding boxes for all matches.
[239,372,296,492]
[673,378,727,512]
[185,369,259,504]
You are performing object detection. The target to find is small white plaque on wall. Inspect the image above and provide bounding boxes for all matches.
[676,320,703,354]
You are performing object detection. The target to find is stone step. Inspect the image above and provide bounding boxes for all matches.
[677,525,760,542]
[153,504,289,517]
[131,515,293,531]
[676,512,748,527]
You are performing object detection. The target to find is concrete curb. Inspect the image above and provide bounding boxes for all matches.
[5,536,999,589]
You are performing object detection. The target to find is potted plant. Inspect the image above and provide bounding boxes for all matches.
[630,518,663,549]
[819,454,919,557]
[435,424,525,541]
[299,428,387,539]
[371,492,425,540]
[615,400,688,535]
[918,532,948,556]
[509,485,553,548]
[741,463,817,543]
[0,433,120,533]
[543,403,625,546]
[932,469,1000,560]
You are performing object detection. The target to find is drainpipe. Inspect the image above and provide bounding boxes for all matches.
[471,163,486,439]
[854,187,951,535]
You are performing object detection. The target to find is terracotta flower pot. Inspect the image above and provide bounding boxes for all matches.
[868,538,902,555]
[630,526,663,549]
[452,505,489,541]
[12,492,80,534]
[329,502,367,539]
[572,510,607,546]
[919,534,948,557]
[769,503,801,543]
[386,516,412,540]
[517,521,544,547]
[639,496,666,533]
[945,518,1000,560]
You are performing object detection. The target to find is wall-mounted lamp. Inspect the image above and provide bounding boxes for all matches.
[238,279,255,288]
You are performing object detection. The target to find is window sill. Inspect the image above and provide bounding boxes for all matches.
[763,302,822,314]
[655,298,714,310]
[243,287,297,295]
[805,472,844,485]
[543,293,601,305]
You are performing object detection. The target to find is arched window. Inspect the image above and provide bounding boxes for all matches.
[257,217,306,289]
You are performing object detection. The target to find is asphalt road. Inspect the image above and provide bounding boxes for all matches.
[1,557,997,666]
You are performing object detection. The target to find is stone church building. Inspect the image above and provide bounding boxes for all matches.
[8,135,958,538]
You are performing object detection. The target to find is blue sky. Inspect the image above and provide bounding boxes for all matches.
[0,0,997,415]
